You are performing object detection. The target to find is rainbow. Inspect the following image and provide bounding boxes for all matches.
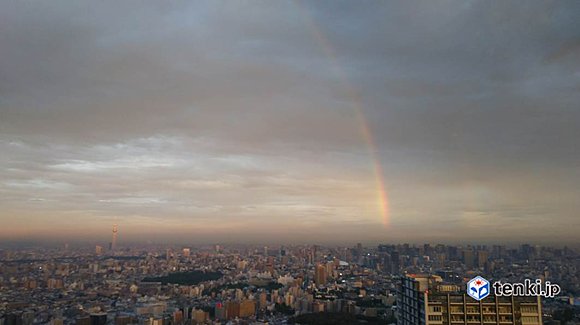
[293,2,390,227]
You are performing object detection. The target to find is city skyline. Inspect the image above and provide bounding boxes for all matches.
[2,240,576,324]
[1,1,580,244]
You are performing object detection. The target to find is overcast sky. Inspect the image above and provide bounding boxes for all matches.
[1,0,579,245]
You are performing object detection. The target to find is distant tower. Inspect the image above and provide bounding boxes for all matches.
[111,224,118,251]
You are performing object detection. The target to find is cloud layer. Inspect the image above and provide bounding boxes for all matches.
[1,1,579,244]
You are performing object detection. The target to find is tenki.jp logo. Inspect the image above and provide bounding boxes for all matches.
[466,276,561,300]
[467,276,490,301]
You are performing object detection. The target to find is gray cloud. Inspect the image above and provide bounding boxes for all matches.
[1,0,579,244]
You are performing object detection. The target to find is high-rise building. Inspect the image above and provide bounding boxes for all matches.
[258,292,268,310]
[182,248,190,257]
[397,274,542,325]
[391,251,401,274]
[215,302,227,320]
[354,243,363,262]
[111,224,118,251]
[477,250,489,268]
[315,264,327,287]
[226,301,240,320]
[192,309,207,323]
[462,249,474,269]
[239,300,256,318]
[313,301,325,312]
[95,245,103,255]
[172,310,183,325]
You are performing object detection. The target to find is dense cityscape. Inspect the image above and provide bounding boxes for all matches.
[1,226,579,324]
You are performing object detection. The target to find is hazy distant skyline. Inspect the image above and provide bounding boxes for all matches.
[1,1,579,244]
